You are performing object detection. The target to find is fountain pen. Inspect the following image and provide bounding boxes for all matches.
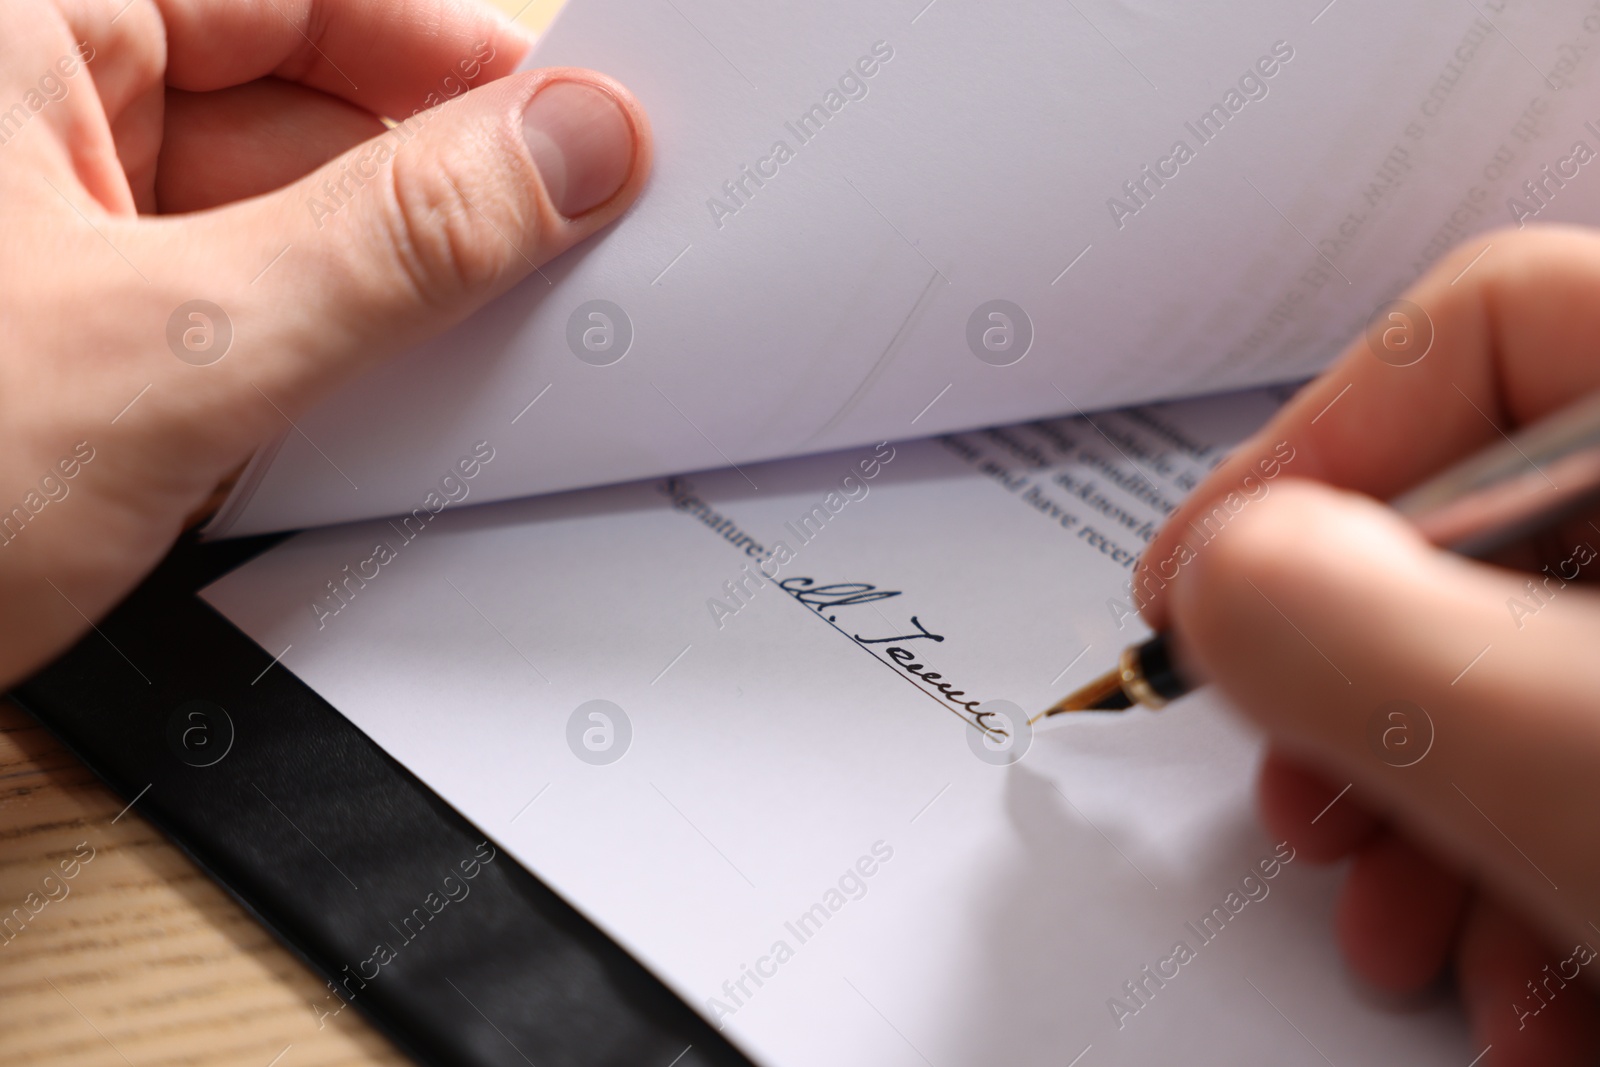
[1035,387,1600,721]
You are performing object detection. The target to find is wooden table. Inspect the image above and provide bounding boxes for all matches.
[0,4,574,1061]
[0,697,405,1066]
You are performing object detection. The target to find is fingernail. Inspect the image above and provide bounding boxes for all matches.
[522,80,635,218]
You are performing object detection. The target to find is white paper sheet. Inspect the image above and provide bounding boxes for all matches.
[205,388,1471,1066]
[213,0,1600,536]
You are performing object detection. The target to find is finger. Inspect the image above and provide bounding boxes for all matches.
[1167,479,1600,942]
[52,0,164,120]
[156,80,384,212]
[152,0,531,117]
[146,68,649,421]
[1140,226,1600,631]
[0,6,140,214]
[1257,747,1379,864]
[1457,896,1600,1067]
[1336,831,1468,993]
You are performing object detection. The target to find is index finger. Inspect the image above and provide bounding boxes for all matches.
[1139,224,1600,631]
[153,0,533,118]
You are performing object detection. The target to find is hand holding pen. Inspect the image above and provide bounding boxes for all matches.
[1077,227,1600,1065]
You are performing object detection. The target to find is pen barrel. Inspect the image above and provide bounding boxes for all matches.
[1392,388,1600,557]
[1127,633,1190,709]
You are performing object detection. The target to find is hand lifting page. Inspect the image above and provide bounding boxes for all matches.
[209,0,1600,536]
[202,386,1471,1066]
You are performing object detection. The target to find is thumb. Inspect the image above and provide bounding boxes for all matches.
[1168,478,1600,943]
[173,68,650,403]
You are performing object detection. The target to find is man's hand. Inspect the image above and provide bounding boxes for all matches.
[0,0,652,686]
[1139,227,1600,1066]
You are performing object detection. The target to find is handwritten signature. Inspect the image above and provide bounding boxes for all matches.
[777,578,1005,738]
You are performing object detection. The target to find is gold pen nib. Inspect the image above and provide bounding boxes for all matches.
[1029,665,1134,723]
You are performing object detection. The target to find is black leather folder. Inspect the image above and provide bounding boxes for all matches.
[12,535,753,1067]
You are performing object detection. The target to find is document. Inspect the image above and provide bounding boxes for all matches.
[211,0,1600,536]
[205,387,1471,1066]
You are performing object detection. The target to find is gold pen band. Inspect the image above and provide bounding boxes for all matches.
[1119,644,1169,710]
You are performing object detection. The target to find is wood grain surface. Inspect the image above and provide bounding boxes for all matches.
[0,697,407,1066]
[1,2,574,1062]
